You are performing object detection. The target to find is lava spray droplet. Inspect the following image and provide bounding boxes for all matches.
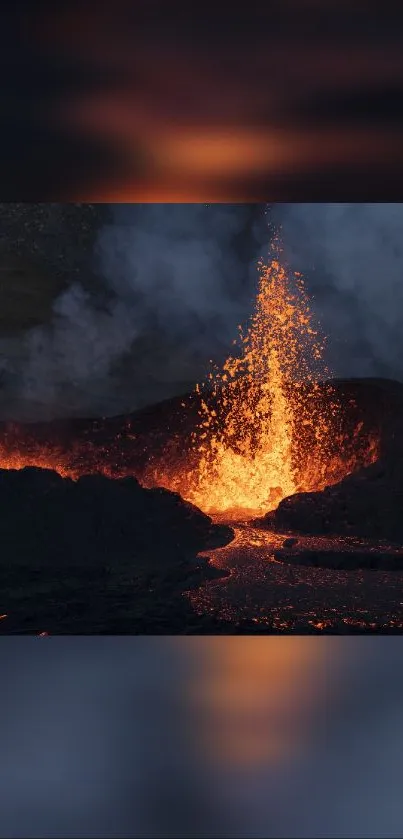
[170,247,378,518]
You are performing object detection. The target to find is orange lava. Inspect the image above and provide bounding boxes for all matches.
[0,445,75,479]
[0,251,379,518]
[153,251,379,518]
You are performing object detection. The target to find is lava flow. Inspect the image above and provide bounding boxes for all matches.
[152,252,379,518]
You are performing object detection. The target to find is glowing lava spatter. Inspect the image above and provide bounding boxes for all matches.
[0,249,379,516]
[163,252,379,518]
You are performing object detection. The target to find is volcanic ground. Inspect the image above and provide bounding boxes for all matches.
[2,377,403,634]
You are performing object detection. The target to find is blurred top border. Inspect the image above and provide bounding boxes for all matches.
[2,0,403,201]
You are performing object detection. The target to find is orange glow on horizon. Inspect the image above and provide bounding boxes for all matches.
[186,637,333,769]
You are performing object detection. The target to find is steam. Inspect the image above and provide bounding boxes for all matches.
[277,203,403,381]
[97,204,261,350]
[3,203,401,422]
[1,205,266,421]
[21,285,137,413]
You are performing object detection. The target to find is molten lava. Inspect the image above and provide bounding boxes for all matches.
[0,445,74,478]
[0,253,378,518]
[154,254,379,517]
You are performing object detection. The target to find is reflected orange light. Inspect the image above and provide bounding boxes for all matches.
[156,130,288,176]
[186,638,333,769]
[71,124,403,201]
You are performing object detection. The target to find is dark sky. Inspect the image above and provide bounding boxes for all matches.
[0,203,266,420]
[2,1,403,199]
[1,202,403,422]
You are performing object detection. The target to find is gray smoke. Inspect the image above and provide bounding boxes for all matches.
[5,203,400,423]
[20,285,137,414]
[98,204,260,339]
[277,203,403,381]
[1,204,267,421]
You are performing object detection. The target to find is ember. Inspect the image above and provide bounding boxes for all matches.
[152,250,379,518]
[0,445,75,478]
[0,250,379,520]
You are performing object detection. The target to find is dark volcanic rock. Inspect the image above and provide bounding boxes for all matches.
[2,375,403,630]
[274,547,403,571]
[2,376,403,484]
[0,467,233,633]
[255,378,403,543]
[260,458,403,543]
[283,537,299,548]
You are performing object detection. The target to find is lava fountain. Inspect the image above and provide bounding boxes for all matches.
[0,251,379,514]
[154,252,379,518]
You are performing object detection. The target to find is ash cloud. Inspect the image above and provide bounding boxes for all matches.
[1,204,267,421]
[277,203,403,382]
[97,204,260,349]
[3,202,403,421]
[20,285,137,416]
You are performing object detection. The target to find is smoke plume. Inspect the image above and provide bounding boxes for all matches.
[3,203,401,422]
[1,205,266,420]
[277,203,403,382]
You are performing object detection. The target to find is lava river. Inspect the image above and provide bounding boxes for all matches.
[188,519,403,632]
[1,250,398,633]
[153,253,399,631]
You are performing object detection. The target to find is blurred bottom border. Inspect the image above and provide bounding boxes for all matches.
[0,636,402,838]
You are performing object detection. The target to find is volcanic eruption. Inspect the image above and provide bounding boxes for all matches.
[2,239,402,636]
[149,248,379,518]
[0,246,379,519]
